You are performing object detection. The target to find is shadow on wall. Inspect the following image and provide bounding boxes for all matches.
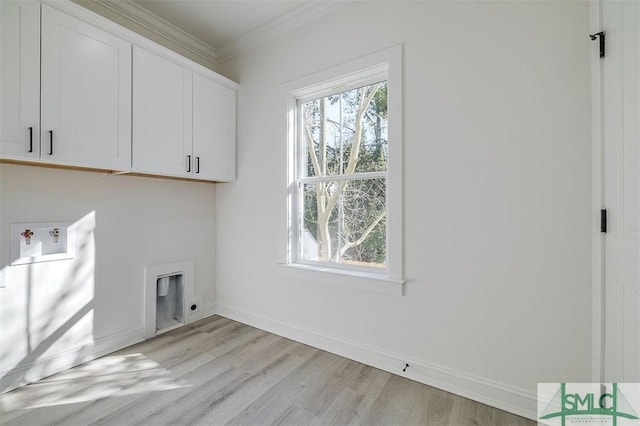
[0,211,97,393]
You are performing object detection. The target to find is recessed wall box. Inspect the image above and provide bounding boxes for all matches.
[10,222,74,265]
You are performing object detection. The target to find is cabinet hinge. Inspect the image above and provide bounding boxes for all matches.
[590,31,606,58]
[601,209,607,233]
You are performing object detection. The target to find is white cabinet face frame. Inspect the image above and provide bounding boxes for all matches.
[193,73,236,182]
[40,4,132,170]
[132,46,193,178]
[0,0,40,161]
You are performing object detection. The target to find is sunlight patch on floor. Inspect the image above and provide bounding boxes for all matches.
[0,353,190,411]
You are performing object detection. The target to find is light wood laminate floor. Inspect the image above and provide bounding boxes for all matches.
[0,315,535,426]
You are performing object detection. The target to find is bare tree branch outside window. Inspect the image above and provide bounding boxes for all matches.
[299,81,388,268]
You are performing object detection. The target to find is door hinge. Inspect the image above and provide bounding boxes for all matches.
[590,31,606,58]
[601,209,607,233]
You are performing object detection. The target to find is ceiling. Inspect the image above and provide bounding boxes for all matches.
[131,0,313,49]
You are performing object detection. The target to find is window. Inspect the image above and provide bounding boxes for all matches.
[299,82,388,268]
[284,46,403,292]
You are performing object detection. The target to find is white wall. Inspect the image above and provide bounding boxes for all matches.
[216,1,592,418]
[0,164,216,391]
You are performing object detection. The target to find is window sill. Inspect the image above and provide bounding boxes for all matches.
[278,263,404,296]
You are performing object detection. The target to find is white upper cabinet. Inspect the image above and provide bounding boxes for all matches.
[193,73,236,182]
[1,0,236,180]
[133,47,237,181]
[40,4,131,170]
[0,0,40,160]
[132,46,193,177]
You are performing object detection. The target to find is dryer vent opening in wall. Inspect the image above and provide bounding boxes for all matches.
[156,274,184,332]
[144,260,194,339]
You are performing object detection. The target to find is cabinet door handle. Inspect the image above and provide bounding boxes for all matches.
[48,131,53,155]
[195,157,200,174]
[186,155,191,172]
[28,127,33,153]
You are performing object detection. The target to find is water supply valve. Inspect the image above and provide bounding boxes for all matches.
[50,228,60,243]
[21,229,34,245]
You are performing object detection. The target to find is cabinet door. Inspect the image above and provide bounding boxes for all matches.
[133,47,193,177]
[0,0,39,160]
[41,4,131,170]
[193,74,236,181]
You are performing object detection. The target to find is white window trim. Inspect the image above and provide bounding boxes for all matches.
[280,45,404,295]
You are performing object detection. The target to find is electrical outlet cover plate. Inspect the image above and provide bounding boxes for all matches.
[186,295,203,323]
[10,222,74,265]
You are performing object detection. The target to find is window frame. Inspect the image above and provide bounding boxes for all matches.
[281,46,404,295]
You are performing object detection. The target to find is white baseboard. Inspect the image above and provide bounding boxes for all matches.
[214,304,537,421]
[1,305,538,420]
[93,327,144,357]
[1,327,143,394]
[200,303,217,319]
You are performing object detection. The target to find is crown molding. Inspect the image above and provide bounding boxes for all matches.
[215,1,352,64]
[87,0,350,66]
[93,0,218,69]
